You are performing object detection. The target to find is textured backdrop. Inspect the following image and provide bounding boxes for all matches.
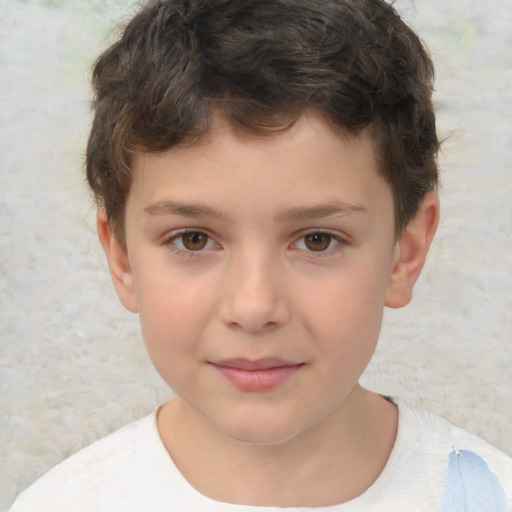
[1,0,511,509]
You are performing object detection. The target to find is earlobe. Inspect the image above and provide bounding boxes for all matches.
[97,210,138,313]
[385,192,440,309]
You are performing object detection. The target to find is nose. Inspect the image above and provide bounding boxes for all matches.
[219,248,290,334]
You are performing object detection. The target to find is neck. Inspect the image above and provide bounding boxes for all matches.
[157,386,397,507]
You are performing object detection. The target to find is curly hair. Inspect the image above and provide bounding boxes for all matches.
[86,0,439,243]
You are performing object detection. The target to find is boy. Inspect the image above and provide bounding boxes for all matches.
[10,0,512,510]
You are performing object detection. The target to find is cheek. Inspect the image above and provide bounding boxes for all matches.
[136,264,212,324]
[302,266,387,327]
[134,270,214,369]
[298,267,388,361]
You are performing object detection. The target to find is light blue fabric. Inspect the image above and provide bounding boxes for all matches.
[441,449,511,512]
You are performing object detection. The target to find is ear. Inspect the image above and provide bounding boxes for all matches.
[385,192,440,309]
[96,209,138,313]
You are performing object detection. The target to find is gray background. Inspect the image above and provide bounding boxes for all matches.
[1,0,511,509]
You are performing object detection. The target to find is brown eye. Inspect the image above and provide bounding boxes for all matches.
[181,232,209,251]
[304,233,332,251]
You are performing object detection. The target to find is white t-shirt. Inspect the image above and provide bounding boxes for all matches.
[9,398,512,511]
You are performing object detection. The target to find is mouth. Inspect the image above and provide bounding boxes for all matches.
[209,358,304,392]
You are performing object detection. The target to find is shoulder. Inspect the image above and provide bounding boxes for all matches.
[393,398,512,510]
[441,419,512,510]
[9,410,168,512]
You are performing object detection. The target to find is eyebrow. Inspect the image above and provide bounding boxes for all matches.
[144,200,226,219]
[275,201,368,221]
[144,200,367,221]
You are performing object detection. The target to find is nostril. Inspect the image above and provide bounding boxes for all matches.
[218,256,290,333]
[224,317,283,335]
[220,294,290,334]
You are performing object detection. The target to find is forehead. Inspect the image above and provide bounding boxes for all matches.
[127,112,392,224]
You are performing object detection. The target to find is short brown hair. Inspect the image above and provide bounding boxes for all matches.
[86,0,439,242]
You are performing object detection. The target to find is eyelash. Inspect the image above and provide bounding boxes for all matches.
[163,229,348,257]
[292,230,348,257]
[164,229,219,256]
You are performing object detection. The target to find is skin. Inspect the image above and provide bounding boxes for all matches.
[98,111,439,506]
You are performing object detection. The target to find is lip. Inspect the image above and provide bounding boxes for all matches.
[210,358,304,392]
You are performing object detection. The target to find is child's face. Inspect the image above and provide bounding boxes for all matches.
[113,112,403,445]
